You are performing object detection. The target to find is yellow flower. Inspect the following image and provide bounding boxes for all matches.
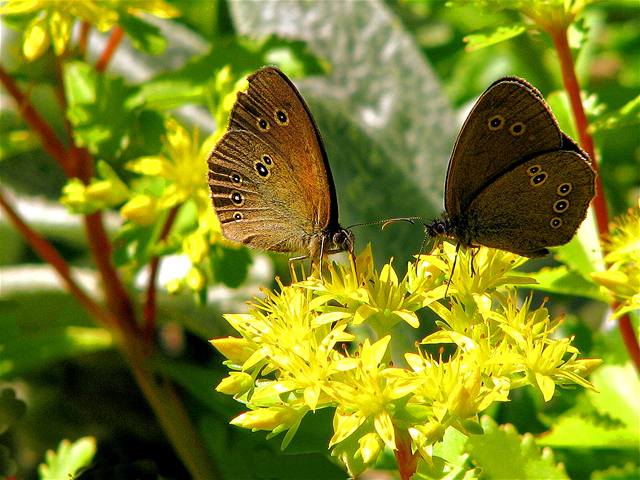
[60,160,129,214]
[231,406,301,431]
[120,194,158,226]
[210,245,601,473]
[0,0,118,60]
[0,0,180,61]
[592,201,640,316]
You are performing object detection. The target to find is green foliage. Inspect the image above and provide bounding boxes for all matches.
[38,437,96,480]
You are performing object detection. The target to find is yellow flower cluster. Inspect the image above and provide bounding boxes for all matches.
[211,244,601,475]
[0,0,179,61]
[592,200,640,317]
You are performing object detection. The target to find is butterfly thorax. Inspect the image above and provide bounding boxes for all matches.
[307,226,355,262]
[424,213,477,248]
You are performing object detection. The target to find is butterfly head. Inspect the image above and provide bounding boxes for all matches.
[424,217,448,239]
[330,227,355,256]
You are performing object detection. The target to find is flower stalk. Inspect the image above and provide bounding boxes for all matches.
[547,24,639,372]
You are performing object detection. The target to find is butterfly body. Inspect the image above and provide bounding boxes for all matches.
[208,67,353,263]
[426,77,596,257]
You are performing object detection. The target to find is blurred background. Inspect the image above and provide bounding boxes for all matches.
[1,1,638,478]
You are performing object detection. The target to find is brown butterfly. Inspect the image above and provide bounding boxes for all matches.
[423,77,596,257]
[207,67,354,266]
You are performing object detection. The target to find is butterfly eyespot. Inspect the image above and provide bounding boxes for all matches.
[257,118,269,130]
[553,199,569,213]
[509,122,526,136]
[275,109,289,125]
[231,173,242,184]
[530,171,548,186]
[550,217,563,228]
[255,162,270,178]
[262,154,273,165]
[527,165,541,176]
[557,182,572,196]
[233,212,243,221]
[488,115,504,130]
[230,190,244,206]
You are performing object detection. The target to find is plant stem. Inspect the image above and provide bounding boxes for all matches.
[0,65,72,176]
[0,189,117,329]
[548,26,608,235]
[549,25,640,372]
[123,338,220,480]
[84,211,139,335]
[143,205,180,341]
[79,21,91,57]
[395,427,418,480]
[96,26,124,73]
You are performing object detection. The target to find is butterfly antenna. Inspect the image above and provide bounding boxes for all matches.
[346,217,423,230]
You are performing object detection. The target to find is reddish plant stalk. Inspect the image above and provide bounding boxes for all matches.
[395,428,419,480]
[2,34,219,478]
[143,205,180,341]
[549,26,639,371]
[84,212,138,336]
[0,65,72,176]
[78,21,91,56]
[549,26,609,235]
[96,26,124,73]
[0,189,117,329]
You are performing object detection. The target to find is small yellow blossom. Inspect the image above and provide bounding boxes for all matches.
[60,160,128,214]
[0,0,118,60]
[216,372,253,396]
[120,194,158,226]
[0,0,180,61]
[211,244,601,475]
[592,201,640,317]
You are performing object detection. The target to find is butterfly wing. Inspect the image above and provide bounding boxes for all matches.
[229,66,338,231]
[465,151,595,257]
[445,77,564,217]
[208,66,338,254]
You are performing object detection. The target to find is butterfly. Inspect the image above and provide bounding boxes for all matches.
[423,77,596,257]
[208,67,353,266]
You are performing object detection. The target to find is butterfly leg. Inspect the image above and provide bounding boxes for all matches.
[468,246,481,277]
[444,242,461,298]
[288,254,308,281]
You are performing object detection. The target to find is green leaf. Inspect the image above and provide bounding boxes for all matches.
[63,61,143,158]
[38,436,96,480]
[119,14,167,55]
[464,24,528,51]
[591,95,640,133]
[592,463,640,480]
[539,363,640,449]
[0,290,113,378]
[0,388,27,435]
[0,444,17,478]
[210,245,252,288]
[230,0,457,264]
[198,414,346,480]
[527,266,609,301]
[465,416,569,479]
[133,35,326,111]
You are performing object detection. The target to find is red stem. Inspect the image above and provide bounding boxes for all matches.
[0,189,117,329]
[96,26,124,73]
[549,26,640,372]
[395,427,418,480]
[549,27,609,235]
[84,212,139,336]
[0,65,72,176]
[79,21,91,57]
[143,205,180,341]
